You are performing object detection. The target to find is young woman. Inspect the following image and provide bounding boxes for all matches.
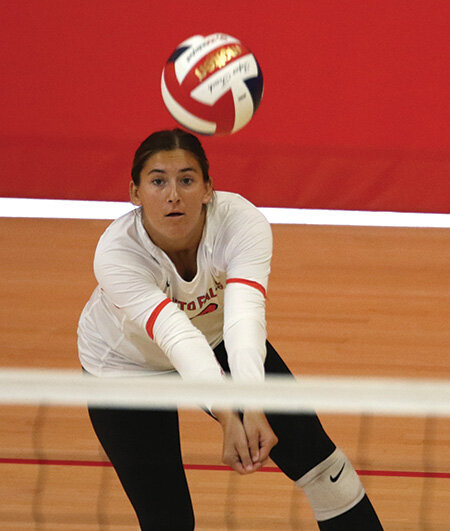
[78,129,383,530]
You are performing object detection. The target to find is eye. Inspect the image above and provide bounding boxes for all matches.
[181,176,193,185]
[151,178,164,186]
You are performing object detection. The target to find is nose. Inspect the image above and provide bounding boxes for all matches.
[167,181,180,203]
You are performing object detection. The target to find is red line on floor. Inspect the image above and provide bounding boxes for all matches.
[0,457,110,467]
[0,457,449,479]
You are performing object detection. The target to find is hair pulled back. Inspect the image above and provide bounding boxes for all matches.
[131,129,210,185]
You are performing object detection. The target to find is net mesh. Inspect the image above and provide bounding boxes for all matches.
[0,370,449,530]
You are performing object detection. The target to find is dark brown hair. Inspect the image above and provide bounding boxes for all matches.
[131,129,210,185]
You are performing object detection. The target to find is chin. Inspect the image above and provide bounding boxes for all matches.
[165,225,190,239]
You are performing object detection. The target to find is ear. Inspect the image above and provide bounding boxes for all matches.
[202,179,214,205]
[129,181,142,206]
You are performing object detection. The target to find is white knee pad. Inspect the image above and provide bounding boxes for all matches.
[295,448,365,521]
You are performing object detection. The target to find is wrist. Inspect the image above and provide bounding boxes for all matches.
[243,409,264,418]
[211,409,238,426]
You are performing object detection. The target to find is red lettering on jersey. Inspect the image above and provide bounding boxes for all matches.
[197,295,207,308]
[214,280,224,290]
[173,298,187,310]
[173,283,223,314]
[208,287,217,298]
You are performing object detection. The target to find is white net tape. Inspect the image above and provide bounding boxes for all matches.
[1,369,449,416]
[2,198,450,227]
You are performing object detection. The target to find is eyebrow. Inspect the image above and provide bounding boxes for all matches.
[147,167,198,175]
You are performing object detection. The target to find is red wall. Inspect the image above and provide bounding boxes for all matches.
[1,1,449,212]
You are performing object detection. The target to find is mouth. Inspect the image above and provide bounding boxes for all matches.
[165,212,184,218]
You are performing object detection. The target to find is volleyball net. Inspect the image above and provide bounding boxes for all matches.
[1,369,450,415]
[1,369,449,529]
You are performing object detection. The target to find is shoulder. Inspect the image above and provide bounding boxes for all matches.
[96,208,140,249]
[210,191,269,227]
[207,192,272,260]
[94,208,159,276]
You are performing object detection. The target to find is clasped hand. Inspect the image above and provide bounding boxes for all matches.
[212,409,278,475]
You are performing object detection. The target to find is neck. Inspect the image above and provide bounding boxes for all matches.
[166,247,199,281]
[142,209,206,281]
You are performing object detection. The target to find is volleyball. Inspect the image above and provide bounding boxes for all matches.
[161,33,264,136]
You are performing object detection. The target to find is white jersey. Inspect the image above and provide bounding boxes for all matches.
[78,191,272,382]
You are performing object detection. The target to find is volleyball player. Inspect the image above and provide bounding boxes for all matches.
[78,129,383,530]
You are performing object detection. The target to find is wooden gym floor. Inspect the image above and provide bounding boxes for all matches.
[0,217,449,529]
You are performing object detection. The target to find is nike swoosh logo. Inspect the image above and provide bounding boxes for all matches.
[330,463,345,483]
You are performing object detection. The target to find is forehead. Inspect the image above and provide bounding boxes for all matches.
[142,149,201,173]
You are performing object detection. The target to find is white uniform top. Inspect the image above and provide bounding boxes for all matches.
[78,191,272,383]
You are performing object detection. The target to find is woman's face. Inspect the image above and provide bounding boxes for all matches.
[130,149,213,251]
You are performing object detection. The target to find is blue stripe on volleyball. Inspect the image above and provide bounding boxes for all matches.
[167,46,190,63]
[244,65,264,111]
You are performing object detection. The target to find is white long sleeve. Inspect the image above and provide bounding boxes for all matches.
[223,281,267,382]
[153,301,224,382]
